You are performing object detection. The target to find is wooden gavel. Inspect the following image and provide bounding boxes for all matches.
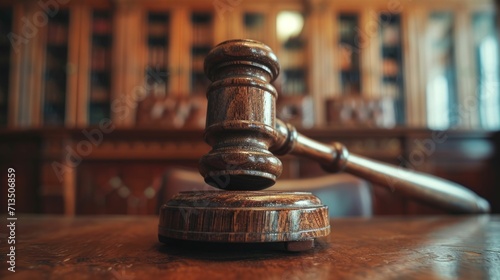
[159,39,489,251]
[198,39,489,214]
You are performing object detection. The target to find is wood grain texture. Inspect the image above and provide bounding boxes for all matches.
[159,191,330,243]
[1,215,499,279]
[200,39,282,191]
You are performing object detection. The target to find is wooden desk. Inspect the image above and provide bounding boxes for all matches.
[1,215,499,279]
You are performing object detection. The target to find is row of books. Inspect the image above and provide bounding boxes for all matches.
[91,47,111,71]
[339,16,358,43]
[279,49,306,69]
[382,58,400,77]
[276,96,314,128]
[43,105,65,126]
[381,24,400,47]
[244,29,268,43]
[191,56,204,71]
[44,81,66,103]
[340,77,361,94]
[93,18,112,35]
[45,52,67,69]
[88,103,110,125]
[90,86,110,102]
[325,96,396,128]
[191,72,210,93]
[341,61,401,84]
[192,24,213,46]
[149,22,169,37]
[338,43,358,71]
[244,13,265,29]
[340,15,402,45]
[380,82,400,98]
[47,23,68,45]
[148,47,168,68]
[339,48,401,77]
[281,72,307,95]
[0,88,6,105]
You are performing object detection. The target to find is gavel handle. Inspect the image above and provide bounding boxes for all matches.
[272,119,490,214]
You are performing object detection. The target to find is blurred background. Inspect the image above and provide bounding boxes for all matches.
[0,0,499,216]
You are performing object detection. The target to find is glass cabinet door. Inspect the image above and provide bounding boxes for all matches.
[424,12,456,129]
[473,12,500,129]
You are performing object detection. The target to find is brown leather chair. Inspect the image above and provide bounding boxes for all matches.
[157,168,372,217]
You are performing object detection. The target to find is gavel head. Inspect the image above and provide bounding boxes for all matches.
[199,39,282,190]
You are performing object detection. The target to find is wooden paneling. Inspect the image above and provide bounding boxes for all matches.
[0,128,495,215]
[77,161,197,215]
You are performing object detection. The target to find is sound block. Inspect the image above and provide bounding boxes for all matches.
[158,191,330,251]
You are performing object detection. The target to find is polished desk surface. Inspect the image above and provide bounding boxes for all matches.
[1,215,499,280]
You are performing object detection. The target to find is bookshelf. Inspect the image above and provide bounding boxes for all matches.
[0,7,12,126]
[43,10,70,126]
[379,13,405,125]
[146,12,170,97]
[242,12,268,43]
[337,14,361,95]
[0,0,496,129]
[276,11,307,96]
[190,12,213,96]
[89,10,113,125]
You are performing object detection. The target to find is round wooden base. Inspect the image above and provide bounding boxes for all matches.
[158,191,330,251]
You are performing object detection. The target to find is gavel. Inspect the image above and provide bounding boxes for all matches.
[159,39,489,251]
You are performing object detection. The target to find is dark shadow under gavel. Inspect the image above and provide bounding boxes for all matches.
[158,39,489,251]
